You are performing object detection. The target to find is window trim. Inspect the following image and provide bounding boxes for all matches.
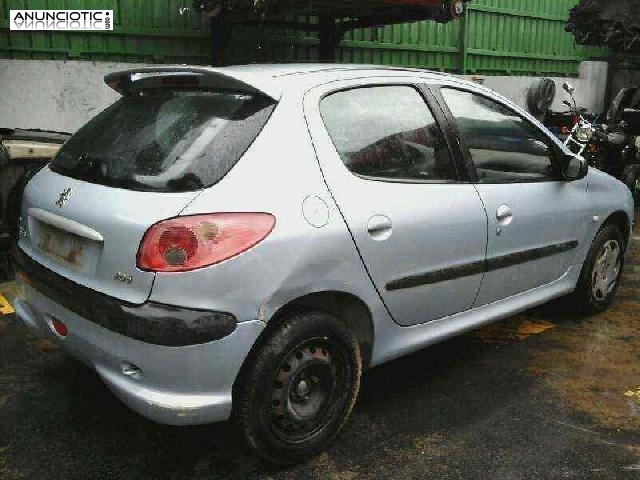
[318,83,468,185]
[431,85,566,185]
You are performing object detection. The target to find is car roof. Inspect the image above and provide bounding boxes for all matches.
[222,63,451,81]
[220,63,431,76]
[212,63,491,97]
[106,63,485,101]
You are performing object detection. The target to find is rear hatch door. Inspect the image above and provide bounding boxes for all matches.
[20,169,199,304]
[19,72,277,304]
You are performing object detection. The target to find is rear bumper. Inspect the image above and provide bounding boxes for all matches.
[14,248,237,346]
[14,287,264,425]
[13,249,265,426]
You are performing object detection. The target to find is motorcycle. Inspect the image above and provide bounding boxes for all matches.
[533,78,640,200]
[559,82,597,158]
[583,87,640,201]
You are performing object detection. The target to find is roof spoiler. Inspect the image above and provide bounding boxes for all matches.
[104,66,282,100]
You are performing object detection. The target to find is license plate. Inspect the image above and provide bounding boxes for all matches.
[36,223,89,271]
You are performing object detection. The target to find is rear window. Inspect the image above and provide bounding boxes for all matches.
[50,90,276,192]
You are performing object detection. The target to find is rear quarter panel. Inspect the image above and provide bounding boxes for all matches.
[148,90,392,328]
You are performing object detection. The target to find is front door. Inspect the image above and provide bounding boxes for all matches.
[438,87,587,306]
[306,81,488,326]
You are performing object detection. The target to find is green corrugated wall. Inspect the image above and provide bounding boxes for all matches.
[0,0,209,63]
[0,0,609,75]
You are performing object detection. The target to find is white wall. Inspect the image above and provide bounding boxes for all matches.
[0,60,138,133]
[0,59,609,133]
[462,61,609,116]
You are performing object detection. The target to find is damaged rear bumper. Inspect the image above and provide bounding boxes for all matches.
[13,249,265,425]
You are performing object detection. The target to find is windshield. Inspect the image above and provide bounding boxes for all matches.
[50,89,276,192]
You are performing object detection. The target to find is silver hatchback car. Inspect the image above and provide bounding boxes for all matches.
[14,65,634,464]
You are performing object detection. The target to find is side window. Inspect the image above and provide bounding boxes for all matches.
[441,88,558,184]
[320,86,457,182]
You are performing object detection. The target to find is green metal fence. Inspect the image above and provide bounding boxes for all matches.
[0,0,610,75]
[0,0,210,63]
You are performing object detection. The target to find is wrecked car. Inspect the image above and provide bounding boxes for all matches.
[12,65,634,464]
[194,0,469,23]
[0,128,70,280]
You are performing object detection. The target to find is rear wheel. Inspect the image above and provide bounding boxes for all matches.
[233,311,362,465]
[566,224,625,315]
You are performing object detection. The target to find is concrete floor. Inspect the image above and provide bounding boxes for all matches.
[0,223,639,479]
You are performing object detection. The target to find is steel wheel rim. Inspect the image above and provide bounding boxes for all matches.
[591,239,621,302]
[267,336,348,444]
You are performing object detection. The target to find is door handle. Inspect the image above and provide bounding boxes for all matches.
[496,205,514,226]
[367,215,393,241]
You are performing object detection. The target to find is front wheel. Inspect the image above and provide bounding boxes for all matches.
[233,311,362,465]
[621,164,640,202]
[566,224,625,315]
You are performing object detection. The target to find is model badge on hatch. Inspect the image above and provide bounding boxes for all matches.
[114,272,133,284]
[55,188,72,208]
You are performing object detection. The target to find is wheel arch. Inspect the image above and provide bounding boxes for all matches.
[270,291,373,367]
[601,210,631,249]
[233,291,375,402]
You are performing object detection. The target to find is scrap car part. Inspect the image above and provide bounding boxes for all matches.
[567,0,640,52]
[194,0,468,23]
[194,0,471,63]
[0,129,70,280]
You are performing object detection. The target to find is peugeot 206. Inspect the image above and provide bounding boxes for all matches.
[13,65,634,464]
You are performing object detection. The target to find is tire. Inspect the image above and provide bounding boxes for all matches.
[621,164,640,202]
[233,311,362,465]
[566,224,625,315]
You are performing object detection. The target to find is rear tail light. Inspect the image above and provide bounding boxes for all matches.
[137,213,276,272]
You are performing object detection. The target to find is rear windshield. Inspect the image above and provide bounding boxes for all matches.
[50,90,276,192]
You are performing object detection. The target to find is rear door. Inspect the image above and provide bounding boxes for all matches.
[435,86,587,306]
[305,79,489,326]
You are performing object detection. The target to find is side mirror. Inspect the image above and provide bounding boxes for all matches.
[563,82,575,95]
[562,154,588,181]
